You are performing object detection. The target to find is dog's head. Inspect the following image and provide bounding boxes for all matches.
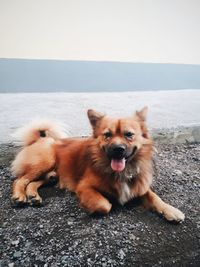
[87,107,152,172]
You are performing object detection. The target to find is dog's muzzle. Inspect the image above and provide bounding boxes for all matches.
[105,144,138,172]
[107,144,127,160]
[106,144,127,172]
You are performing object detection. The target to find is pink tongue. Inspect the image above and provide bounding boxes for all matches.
[111,158,126,172]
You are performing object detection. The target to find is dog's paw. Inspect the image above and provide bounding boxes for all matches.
[163,204,185,222]
[11,193,27,207]
[95,200,112,214]
[80,197,112,215]
[27,194,43,206]
[88,200,112,215]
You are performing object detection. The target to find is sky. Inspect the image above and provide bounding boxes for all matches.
[0,0,200,64]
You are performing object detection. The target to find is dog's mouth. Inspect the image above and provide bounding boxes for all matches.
[111,158,126,172]
[108,146,137,172]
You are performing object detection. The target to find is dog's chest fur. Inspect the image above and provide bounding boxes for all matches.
[117,181,134,205]
[114,164,140,205]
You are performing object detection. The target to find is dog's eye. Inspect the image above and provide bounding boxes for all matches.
[124,132,134,139]
[103,132,112,139]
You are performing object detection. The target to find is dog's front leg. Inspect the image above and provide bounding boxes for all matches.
[76,183,112,214]
[142,189,185,222]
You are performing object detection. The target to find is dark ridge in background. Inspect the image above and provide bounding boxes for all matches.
[0,58,200,92]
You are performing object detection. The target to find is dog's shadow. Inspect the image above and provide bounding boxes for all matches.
[38,180,142,213]
[36,183,179,224]
[38,178,66,200]
[90,193,143,219]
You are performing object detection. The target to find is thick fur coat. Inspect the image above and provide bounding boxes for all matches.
[11,108,185,222]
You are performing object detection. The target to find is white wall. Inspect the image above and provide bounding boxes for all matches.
[0,0,200,63]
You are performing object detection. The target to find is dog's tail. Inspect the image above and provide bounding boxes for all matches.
[12,119,68,146]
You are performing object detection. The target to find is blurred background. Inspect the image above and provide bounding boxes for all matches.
[0,0,200,92]
[0,0,200,143]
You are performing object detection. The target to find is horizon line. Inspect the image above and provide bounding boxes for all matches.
[1,57,200,66]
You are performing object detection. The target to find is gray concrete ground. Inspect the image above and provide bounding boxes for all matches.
[0,89,200,143]
[0,142,200,266]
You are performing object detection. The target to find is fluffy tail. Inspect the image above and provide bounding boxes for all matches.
[12,119,68,146]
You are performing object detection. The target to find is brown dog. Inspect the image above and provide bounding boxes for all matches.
[11,108,185,222]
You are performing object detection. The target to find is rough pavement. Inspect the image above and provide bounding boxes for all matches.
[0,142,200,266]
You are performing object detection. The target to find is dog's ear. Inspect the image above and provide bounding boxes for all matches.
[87,109,104,129]
[135,106,150,139]
[135,106,148,121]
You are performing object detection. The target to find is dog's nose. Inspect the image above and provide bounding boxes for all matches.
[108,144,126,159]
[113,145,126,154]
